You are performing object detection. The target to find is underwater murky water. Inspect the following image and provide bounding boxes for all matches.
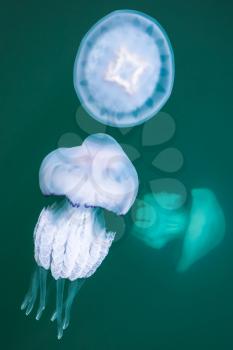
[1,1,233,349]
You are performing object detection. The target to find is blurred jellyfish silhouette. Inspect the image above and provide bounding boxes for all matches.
[74,10,174,127]
[21,134,138,339]
[132,188,225,271]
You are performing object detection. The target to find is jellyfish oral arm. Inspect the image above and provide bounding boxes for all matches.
[34,202,115,281]
[23,201,115,339]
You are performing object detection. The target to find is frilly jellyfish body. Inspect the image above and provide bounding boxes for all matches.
[74,10,174,127]
[132,189,225,271]
[21,133,138,339]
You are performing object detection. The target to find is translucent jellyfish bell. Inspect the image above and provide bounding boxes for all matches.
[21,133,138,339]
[132,192,188,249]
[132,189,225,271]
[177,188,226,272]
[74,10,174,127]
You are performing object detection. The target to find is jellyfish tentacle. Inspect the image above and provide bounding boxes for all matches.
[63,278,85,330]
[21,267,40,316]
[35,267,48,320]
[56,278,65,340]
[50,278,85,330]
[50,311,57,322]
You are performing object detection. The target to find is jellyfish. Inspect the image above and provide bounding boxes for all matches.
[21,133,138,339]
[132,188,225,271]
[132,191,189,249]
[74,10,174,127]
[177,188,225,271]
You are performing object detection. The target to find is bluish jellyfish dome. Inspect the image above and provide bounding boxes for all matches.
[74,10,175,127]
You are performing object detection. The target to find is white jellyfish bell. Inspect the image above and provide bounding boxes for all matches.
[74,10,174,127]
[21,133,138,339]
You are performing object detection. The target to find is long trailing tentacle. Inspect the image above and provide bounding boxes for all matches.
[51,278,85,334]
[35,267,48,320]
[21,266,49,318]
[21,267,40,316]
[63,279,85,330]
[56,278,65,340]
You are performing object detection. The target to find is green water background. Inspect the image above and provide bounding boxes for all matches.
[1,0,233,349]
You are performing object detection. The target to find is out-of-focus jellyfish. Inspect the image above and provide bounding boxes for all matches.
[132,188,225,271]
[177,188,225,271]
[132,191,189,249]
[74,10,174,127]
[21,133,138,339]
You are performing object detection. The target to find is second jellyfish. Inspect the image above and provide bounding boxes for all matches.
[21,133,138,339]
[132,188,225,271]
